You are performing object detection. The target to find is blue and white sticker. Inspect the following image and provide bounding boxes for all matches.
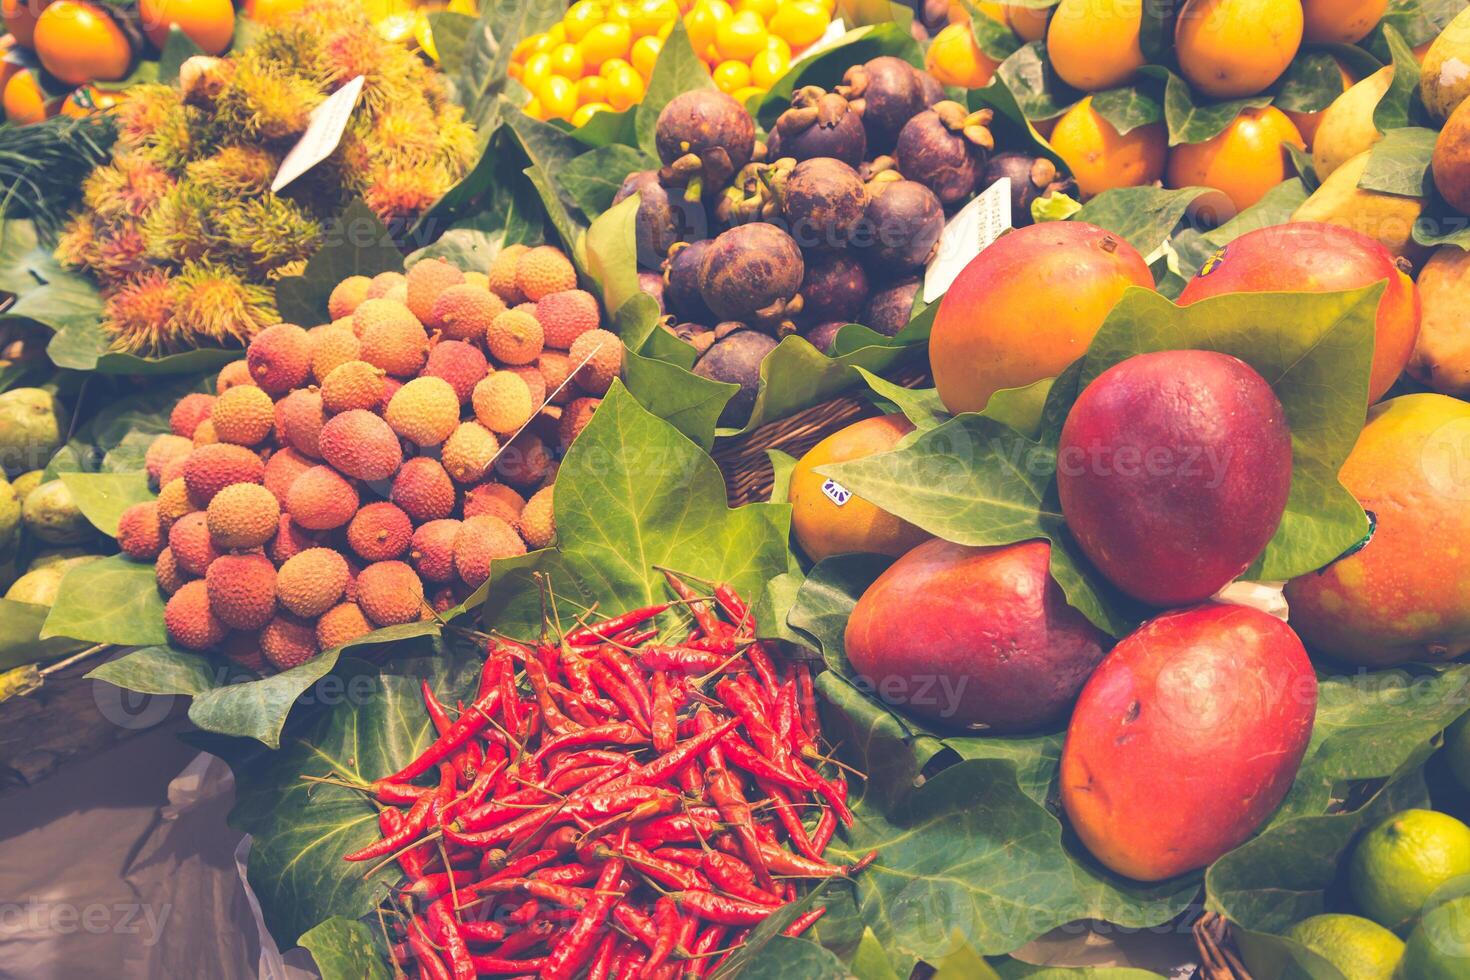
[821,478,852,507]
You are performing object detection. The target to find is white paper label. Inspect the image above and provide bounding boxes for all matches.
[923,176,1012,304]
[271,75,366,194]
[820,478,852,507]
[1213,580,1290,622]
[793,18,847,64]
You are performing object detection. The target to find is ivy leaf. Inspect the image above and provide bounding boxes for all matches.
[751,23,924,127]
[1147,66,1272,145]
[275,201,404,327]
[40,555,166,647]
[1272,50,1349,114]
[298,917,392,980]
[1413,186,1470,249]
[962,0,1021,62]
[59,471,152,537]
[560,144,656,218]
[635,21,714,160]
[1358,126,1437,197]
[1138,0,1179,62]
[995,42,1082,122]
[1090,83,1164,136]
[0,598,88,672]
[1204,177,1310,246]
[451,0,561,132]
[86,645,219,696]
[1072,186,1212,257]
[623,347,736,450]
[1378,0,1466,47]
[854,367,948,430]
[1374,24,1422,133]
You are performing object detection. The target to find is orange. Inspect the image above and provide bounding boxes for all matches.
[925,21,998,89]
[1005,4,1048,41]
[1175,0,1302,99]
[2,0,51,49]
[242,0,303,25]
[1166,106,1305,220]
[1047,0,1144,92]
[60,82,124,116]
[3,67,61,123]
[1050,95,1167,197]
[139,0,234,55]
[32,0,132,86]
[1283,58,1353,150]
[1302,0,1387,45]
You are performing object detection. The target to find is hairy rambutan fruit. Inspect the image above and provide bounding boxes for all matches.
[207,482,281,550]
[169,261,279,350]
[516,246,577,301]
[277,547,350,618]
[472,372,533,436]
[171,393,216,438]
[318,409,403,481]
[183,146,277,196]
[356,560,425,625]
[454,515,526,588]
[103,270,179,353]
[409,519,461,583]
[206,553,278,629]
[212,385,276,446]
[422,340,488,404]
[117,501,165,560]
[286,465,359,530]
[535,289,601,350]
[317,601,373,651]
[165,579,227,650]
[321,360,386,414]
[183,443,265,504]
[485,309,544,366]
[346,501,412,561]
[385,376,460,447]
[431,284,504,342]
[390,457,455,522]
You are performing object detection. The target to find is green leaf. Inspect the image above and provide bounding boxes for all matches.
[86,645,218,696]
[1205,769,1430,932]
[1204,177,1310,246]
[995,42,1082,122]
[298,917,392,980]
[1273,50,1348,114]
[425,11,475,78]
[478,382,793,638]
[450,0,561,133]
[0,598,89,672]
[1379,0,1467,47]
[506,107,592,253]
[59,471,152,537]
[1413,187,1470,248]
[623,347,735,450]
[583,196,646,319]
[40,555,166,646]
[2,263,104,343]
[1231,929,1352,980]
[963,0,1021,62]
[979,379,1055,439]
[751,23,924,127]
[1358,126,1437,196]
[634,21,714,160]
[1149,66,1272,146]
[1286,142,1319,192]
[993,963,1167,979]
[1072,186,1211,257]
[1090,83,1164,136]
[275,201,404,327]
[1374,24,1422,133]
[1138,0,1178,62]
[854,367,948,430]
[561,144,655,219]
[157,26,205,82]
[725,935,854,979]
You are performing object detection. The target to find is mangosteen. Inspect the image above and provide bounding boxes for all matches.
[772,157,867,252]
[662,319,716,355]
[799,252,869,324]
[855,180,945,276]
[838,56,927,154]
[771,85,868,168]
[662,240,716,323]
[638,271,666,314]
[716,161,780,226]
[612,170,707,266]
[916,68,946,107]
[693,330,780,426]
[654,90,757,201]
[802,320,847,354]
[895,102,995,207]
[861,278,922,336]
[983,152,1078,227]
[697,224,805,330]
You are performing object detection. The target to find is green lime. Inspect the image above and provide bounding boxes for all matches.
[1445,715,1470,792]
[1397,895,1470,978]
[1349,809,1470,933]
[1285,914,1404,979]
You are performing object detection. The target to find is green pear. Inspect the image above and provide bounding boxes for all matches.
[1292,150,1427,262]
[1313,66,1394,180]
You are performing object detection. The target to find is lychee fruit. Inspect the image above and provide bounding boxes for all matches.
[485,309,544,366]
[569,329,621,395]
[206,482,281,550]
[346,501,413,561]
[247,323,312,394]
[260,613,319,669]
[170,393,215,438]
[538,351,574,405]
[276,547,350,618]
[356,299,429,377]
[146,434,194,487]
[409,519,461,583]
[156,547,186,596]
[356,560,426,626]
[405,258,465,325]
[286,465,360,530]
[117,501,164,560]
[309,325,361,383]
[205,552,277,629]
[321,360,386,414]
[329,275,371,320]
[487,245,529,304]
[422,340,488,403]
[515,246,577,301]
[211,384,275,446]
[472,372,534,435]
[318,409,403,481]
[535,289,600,350]
[193,419,218,446]
[157,477,195,527]
[276,389,326,458]
[454,515,527,588]
[390,457,456,522]
[266,514,318,563]
[506,365,547,409]
[462,481,524,524]
[385,376,460,447]
[365,271,407,301]
[496,433,553,488]
[441,421,499,484]
[262,447,315,506]
[164,579,226,650]
[316,601,373,650]
[216,360,254,394]
[431,283,504,342]
[182,443,265,505]
[520,486,556,549]
[559,397,601,451]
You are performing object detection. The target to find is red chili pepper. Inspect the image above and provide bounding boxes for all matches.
[459,918,506,943]
[660,569,720,635]
[524,879,594,908]
[524,655,581,736]
[545,749,626,782]
[421,679,454,737]
[611,840,701,891]
[811,806,836,852]
[599,648,654,719]
[588,661,652,733]
[762,782,822,861]
[704,765,775,891]
[400,869,481,904]
[532,721,646,762]
[566,602,671,646]
[693,709,727,770]
[385,687,502,784]
[757,840,877,877]
[712,583,751,631]
[651,670,676,752]
[457,786,554,833]
[498,659,524,739]
[714,678,784,764]
[370,778,432,805]
[680,634,739,655]
[635,644,729,674]
[699,850,782,907]
[682,924,726,979]
[744,643,782,707]
[533,863,597,887]
[612,626,659,647]
[674,889,773,926]
[634,812,723,847]
[611,903,659,947]
[775,678,799,744]
[588,933,618,980]
[647,896,680,972]
[468,954,548,975]
[428,897,475,980]
[406,922,454,980]
[541,829,628,979]
[784,907,826,938]
[344,785,437,862]
[549,764,613,795]
[795,663,819,748]
[720,735,811,793]
[600,716,739,793]
[791,758,854,826]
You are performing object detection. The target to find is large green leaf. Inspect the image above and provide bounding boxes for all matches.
[1373,24,1422,133]
[59,471,152,538]
[505,106,593,254]
[1273,50,1350,114]
[479,381,792,636]
[560,144,656,218]
[995,42,1082,122]
[1379,0,1466,46]
[963,0,1021,62]
[298,917,392,980]
[0,598,89,672]
[40,555,166,646]
[275,201,404,327]
[1144,67,1272,146]
[1072,186,1212,257]
[1358,126,1436,197]
[1204,178,1310,247]
[1091,83,1164,137]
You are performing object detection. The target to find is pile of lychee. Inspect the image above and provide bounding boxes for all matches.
[113,245,621,674]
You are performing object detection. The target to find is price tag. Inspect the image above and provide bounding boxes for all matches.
[272,75,366,194]
[923,176,1012,303]
[821,478,852,507]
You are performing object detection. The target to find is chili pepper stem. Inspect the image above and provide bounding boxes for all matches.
[363,829,444,881]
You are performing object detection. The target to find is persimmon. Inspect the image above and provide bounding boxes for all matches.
[1283,57,1353,150]
[2,67,61,123]
[60,82,124,117]
[1175,0,1302,99]
[1047,0,1144,92]
[925,22,999,89]
[1050,95,1167,197]
[32,0,132,86]
[138,0,235,55]
[1005,3,1047,41]
[1301,0,1387,45]
[1166,106,1306,220]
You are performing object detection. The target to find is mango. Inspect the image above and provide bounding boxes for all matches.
[844,539,1108,732]
[1286,394,1470,667]
[1420,6,1470,122]
[1409,246,1470,397]
[1291,150,1427,263]
[1312,66,1393,179]
[1057,350,1293,607]
[1061,603,1316,881]
[1431,96,1470,215]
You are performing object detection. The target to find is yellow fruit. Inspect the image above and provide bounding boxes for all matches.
[210,384,275,446]
[205,482,280,550]
[603,60,645,110]
[563,0,604,42]
[356,299,429,377]
[540,74,578,120]
[1047,0,1144,92]
[631,35,661,77]
[576,74,609,105]
[750,46,788,87]
[1409,246,1470,398]
[1291,150,1426,261]
[628,0,675,36]
[308,326,360,384]
[1165,106,1305,219]
[715,9,766,61]
[521,51,553,94]
[712,59,751,94]
[385,376,460,447]
[488,245,529,304]
[1312,65,1393,178]
[1420,6,1470,121]
[60,83,123,117]
[579,21,631,68]
[321,360,385,413]
[442,421,499,484]
[486,309,546,365]
[1050,96,1167,197]
[1301,0,1387,44]
[686,0,732,51]
[1432,96,1470,215]
[328,276,371,321]
[1005,3,1047,42]
[241,0,302,26]
[32,0,132,86]
[515,245,577,301]
[1174,0,1302,99]
[3,70,61,125]
[473,372,535,435]
[138,0,234,55]
[549,41,583,78]
[519,486,556,548]
[1283,58,1353,151]
[925,22,998,89]
[767,0,826,48]
[572,102,611,126]
[1284,915,1405,979]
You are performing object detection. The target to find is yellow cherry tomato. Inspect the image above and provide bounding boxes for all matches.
[521,51,554,93]
[738,0,776,18]
[573,102,612,126]
[599,56,633,78]
[563,0,605,43]
[685,0,732,52]
[524,96,545,119]
[604,61,646,110]
[540,74,579,120]
[732,84,763,104]
[750,46,789,87]
[765,34,791,59]
[715,9,766,61]
[549,42,584,78]
[546,23,567,45]
[579,20,632,68]
[627,0,674,36]
[768,0,827,48]
[576,74,609,104]
[511,36,536,63]
[631,35,662,77]
[657,17,676,42]
[712,59,752,93]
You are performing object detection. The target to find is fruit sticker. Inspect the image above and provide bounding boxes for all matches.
[821,477,852,506]
[1198,244,1228,276]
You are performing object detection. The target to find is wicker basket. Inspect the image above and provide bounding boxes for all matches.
[1193,912,1254,980]
[714,363,931,506]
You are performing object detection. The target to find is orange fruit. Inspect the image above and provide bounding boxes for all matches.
[0,35,20,93]
[60,82,124,116]
[1005,3,1048,41]
[1050,95,1167,197]
[3,67,61,123]
[1047,0,1144,92]
[2,0,52,49]
[1166,106,1305,220]
[925,21,998,89]
[1301,0,1387,45]
[138,0,235,55]
[242,0,303,25]
[1175,0,1302,99]
[1283,58,1353,150]
[32,0,132,86]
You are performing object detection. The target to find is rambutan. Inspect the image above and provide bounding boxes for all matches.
[102,271,178,354]
[168,262,279,350]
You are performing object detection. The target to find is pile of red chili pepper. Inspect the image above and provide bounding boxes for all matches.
[333,569,873,979]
